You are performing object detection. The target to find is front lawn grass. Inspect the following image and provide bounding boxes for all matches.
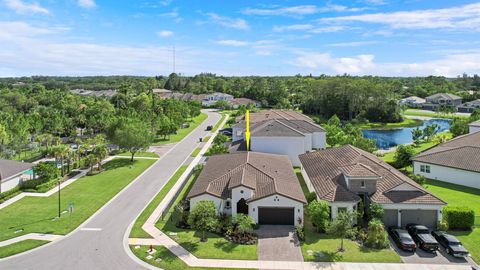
[153,113,208,145]
[212,113,227,133]
[425,179,480,263]
[117,151,159,158]
[130,165,188,238]
[130,245,254,270]
[0,240,49,258]
[300,228,401,263]
[156,169,257,260]
[0,158,155,242]
[357,118,422,130]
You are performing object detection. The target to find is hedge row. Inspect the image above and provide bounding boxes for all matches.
[443,206,474,230]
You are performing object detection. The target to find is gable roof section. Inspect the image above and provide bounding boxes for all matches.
[299,145,445,205]
[427,93,462,100]
[187,152,306,204]
[0,159,34,181]
[412,131,480,173]
[250,119,305,137]
[237,109,313,123]
[339,163,381,178]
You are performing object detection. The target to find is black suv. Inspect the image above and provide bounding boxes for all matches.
[406,224,439,252]
[432,231,469,258]
[388,227,416,252]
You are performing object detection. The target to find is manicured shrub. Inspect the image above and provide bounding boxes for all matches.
[437,220,449,231]
[307,200,330,232]
[364,219,389,249]
[0,187,21,203]
[443,206,474,230]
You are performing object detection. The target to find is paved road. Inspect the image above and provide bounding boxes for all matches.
[0,110,221,270]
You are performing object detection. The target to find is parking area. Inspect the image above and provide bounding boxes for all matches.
[389,236,476,267]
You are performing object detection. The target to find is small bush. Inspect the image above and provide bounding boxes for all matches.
[21,177,50,190]
[295,225,305,241]
[394,145,415,168]
[306,192,317,203]
[364,219,389,249]
[437,220,449,231]
[443,206,474,230]
[411,174,426,186]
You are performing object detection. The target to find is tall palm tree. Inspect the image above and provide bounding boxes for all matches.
[93,144,108,171]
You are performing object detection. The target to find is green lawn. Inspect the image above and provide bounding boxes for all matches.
[190,147,202,158]
[357,118,422,130]
[212,113,227,133]
[117,151,159,158]
[0,240,49,258]
[154,113,208,145]
[0,158,155,242]
[156,169,257,260]
[425,179,480,263]
[130,165,188,238]
[130,245,254,270]
[403,109,469,119]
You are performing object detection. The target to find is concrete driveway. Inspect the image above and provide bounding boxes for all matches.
[256,225,303,262]
[390,236,476,267]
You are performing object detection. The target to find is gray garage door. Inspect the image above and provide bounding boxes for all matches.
[401,210,437,228]
[382,209,398,227]
[258,207,294,225]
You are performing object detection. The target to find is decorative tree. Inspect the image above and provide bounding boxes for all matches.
[188,201,218,242]
[233,214,255,238]
[393,145,415,169]
[368,203,384,221]
[365,219,389,249]
[411,128,423,145]
[327,210,355,252]
[307,200,330,232]
[109,119,153,161]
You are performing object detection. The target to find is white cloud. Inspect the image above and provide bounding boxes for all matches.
[321,2,480,30]
[216,39,249,46]
[77,0,96,9]
[159,9,182,23]
[242,4,366,17]
[294,51,480,77]
[273,24,313,32]
[206,13,249,30]
[157,30,173,37]
[309,26,345,33]
[4,0,50,14]
[159,0,172,6]
[363,0,386,5]
[327,41,380,47]
[0,21,68,39]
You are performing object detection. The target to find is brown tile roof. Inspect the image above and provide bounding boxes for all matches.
[0,159,34,181]
[339,163,381,178]
[236,109,313,123]
[187,152,306,204]
[299,145,445,205]
[231,98,259,106]
[235,118,325,138]
[412,131,480,173]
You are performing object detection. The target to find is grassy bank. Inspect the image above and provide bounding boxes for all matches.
[357,118,422,130]
[403,109,469,119]
[129,165,188,238]
[0,158,155,242]
[117,151,159,158]
[153,113,208,145]
[0,240,49,258]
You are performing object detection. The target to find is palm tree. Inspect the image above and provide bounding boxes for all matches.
[86,154,96,173]
[93,144,108,171]
[51,145,69,177]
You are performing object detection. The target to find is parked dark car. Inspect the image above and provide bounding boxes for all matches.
[432,231,469,258]
[388,227,416,252]
[406,224,439,252]
[206,125,213,131]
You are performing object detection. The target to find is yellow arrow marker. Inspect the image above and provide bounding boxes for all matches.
[245,110,250,151]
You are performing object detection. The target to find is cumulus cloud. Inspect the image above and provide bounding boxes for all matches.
[242,4,367,17]
[77,0,96,9]
[206,13,249,30]
[273,24,313,32]
[216,39,250,46]
[4,0,50,14]
[157,30,173,37]
[321,2,480,30]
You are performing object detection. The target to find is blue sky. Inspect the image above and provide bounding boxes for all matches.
[1,0,480,77]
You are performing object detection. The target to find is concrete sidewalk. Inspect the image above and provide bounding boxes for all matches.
[0,234,64,248]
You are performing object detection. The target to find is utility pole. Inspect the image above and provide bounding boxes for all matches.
[58,180,61,218]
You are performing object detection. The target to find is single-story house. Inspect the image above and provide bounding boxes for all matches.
[70,89,117,98]
[470,120,480,134]
[152,88,173,99]
[299,145,446,228]
[0,159,35,193]
[412,131,480,189]
[422,93,462,111]
[187,152,307,226]
[458,99,480,113]
[201,92,234,107]
[232,110,326,166]
[230,98,261,109]
[399,96,426,108]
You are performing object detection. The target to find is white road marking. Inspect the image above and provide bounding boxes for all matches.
[80,228,102,231]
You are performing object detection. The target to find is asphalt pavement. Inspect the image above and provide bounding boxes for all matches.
[0,110,221,270]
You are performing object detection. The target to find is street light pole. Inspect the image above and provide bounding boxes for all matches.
[58,180,61,218]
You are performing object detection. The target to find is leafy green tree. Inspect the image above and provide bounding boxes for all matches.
[327,210,355,252]
[188,200,218,242]
[411,128,423,145]
[394,145,415,169]
[33,162,59,180]
[109,119,153,161]
[92,144,108,171]
[422,124,440,141]
[233,214,255,237]
[365,219,389,249]
[368,203,384,221]
[450,118,469,137]
[307,200,330,232]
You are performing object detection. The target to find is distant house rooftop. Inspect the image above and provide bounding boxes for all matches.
[70,89,117,98]
[236,109,313,123]
[0,159,34,181]
[426,93,462,100]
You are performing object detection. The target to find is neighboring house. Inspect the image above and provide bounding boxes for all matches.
[230,98,261,109]
[151,89,173,99]
[187,152,306,226]
[422,93,462,111]
[0,160,35,193]
[470,120,480,134]
[299,145,446,228]
[458,99,480,113]
[70,89,117,98]
[412,131,480,189]
[201,92,234,107]
[231,110,326,166]
[399,96,426,108]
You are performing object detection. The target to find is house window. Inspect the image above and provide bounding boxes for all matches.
[420,165,426,172]
[360,181,366,188]
[425,165,431,173]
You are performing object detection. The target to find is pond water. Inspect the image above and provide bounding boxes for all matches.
[362,118,451,150]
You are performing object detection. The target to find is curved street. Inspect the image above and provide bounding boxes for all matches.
[0,110,221,270]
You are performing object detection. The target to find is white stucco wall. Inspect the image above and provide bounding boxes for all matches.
[251,136,305,166]
[381,203,443,227]
[413,161,480,189]
[189,194,224,213]
[248,195,304,226]
[0,175,22,193]
[304,134,313,152]
[300,167,315,194]
[312,132,326,149]
[469,125,480,134]
[231,186,253,216]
